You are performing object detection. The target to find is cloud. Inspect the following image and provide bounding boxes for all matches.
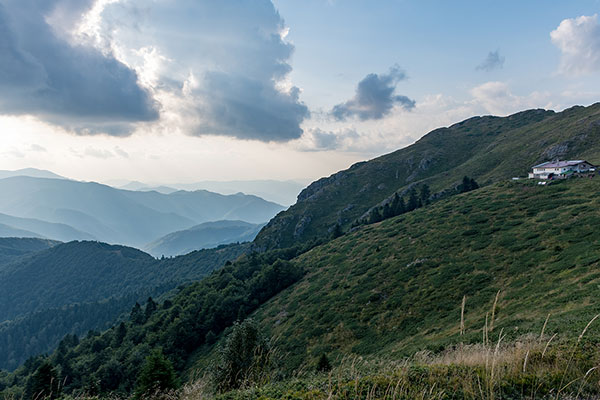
[84,147,114,159]
[301,128,360,151]
[0,0,158,135]
[100,0,309,142]
[113,146,129,158]
[470,81,553,115]
[476,51,505,71]
[551,14,600,75]
[331,65,415,121]
[29,144,47,152]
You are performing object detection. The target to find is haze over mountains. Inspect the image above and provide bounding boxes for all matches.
[117,179,306,206]
[145,220,265,257]
[0,174,284,248]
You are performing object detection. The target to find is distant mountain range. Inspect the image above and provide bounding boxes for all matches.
[0,176,284,248]
[144,220,265,257]
[118,179,306,206]
[0,168,65,180]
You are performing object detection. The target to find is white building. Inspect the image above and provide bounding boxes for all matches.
[528,160,595,179]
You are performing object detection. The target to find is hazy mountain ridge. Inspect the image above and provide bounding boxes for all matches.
[145,220,266,257]
[0,212,95,242]
[119,179,306,206]
[0,168,65,180]
[0,177,284,247]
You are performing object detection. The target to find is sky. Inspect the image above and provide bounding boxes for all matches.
[2,0,600,185]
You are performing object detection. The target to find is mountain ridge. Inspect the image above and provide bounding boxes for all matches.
[254,104,600,250]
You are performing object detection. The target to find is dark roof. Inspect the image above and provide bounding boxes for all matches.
[533,160,593,169]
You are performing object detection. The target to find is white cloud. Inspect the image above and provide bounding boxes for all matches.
[551,14,600,76]
[470,81,553,115]
[29,144,47,152]
[84,147,114,159]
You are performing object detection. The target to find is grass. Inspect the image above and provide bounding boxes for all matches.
[24,311,600,399]
[250,178,600,374]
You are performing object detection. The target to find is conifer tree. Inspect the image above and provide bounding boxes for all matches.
[316,353,332,372]
[145,297,157,320]
[420,184,431,205]
[382,203,393,219]
[331,223,343,239]
[407,188,420,211]
[129,302,144,324]
[368,208,382,224]
[24,360,60,400]
[135,349,179,398]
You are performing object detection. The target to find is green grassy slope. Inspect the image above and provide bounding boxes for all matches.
[255,104,600,249]
[252,177,600,371]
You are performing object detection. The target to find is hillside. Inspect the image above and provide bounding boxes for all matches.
[0,238,59,266]
[249,178,600,372]
[145,220,265,257]
[254,103,600,249]
[7,177,600,398]
[0,177,284,247]
[0,241,249,322]
[0,242,249,370]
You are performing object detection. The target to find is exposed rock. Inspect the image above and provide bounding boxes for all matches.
[297,171,349,202]
[541,143,568,160]
[293,215,312,238]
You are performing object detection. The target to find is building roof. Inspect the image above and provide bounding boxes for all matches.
[532,160,590,169]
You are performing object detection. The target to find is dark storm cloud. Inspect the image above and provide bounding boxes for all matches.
[192,72,309,142]
[130,0,310,142]
[0,0,158,134]
[476,50,505,72]
[331,66,415,121]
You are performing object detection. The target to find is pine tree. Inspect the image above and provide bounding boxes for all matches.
[316,353,332,372]
[470,178,479,190]
[382,203,393,219]
[130,302,144,325]
[134,349,179,398]
[331,223,343,239]
[113,322,127,347]
[368,208,382,224]
[407,188,419,211]
[395,195,406,216]
[145,297,157,320]
[24,360,60,400]
[420,184,431,205]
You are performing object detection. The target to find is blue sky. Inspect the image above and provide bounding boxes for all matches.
[1,0,600,184]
